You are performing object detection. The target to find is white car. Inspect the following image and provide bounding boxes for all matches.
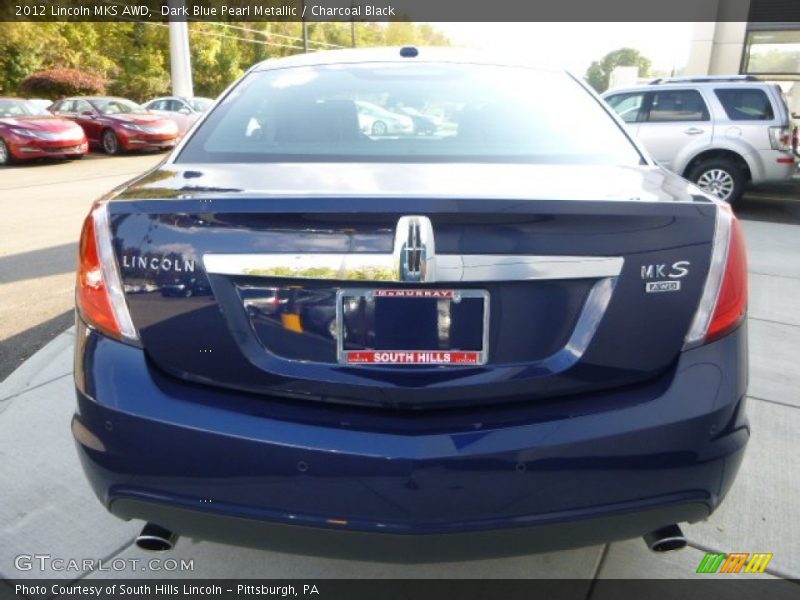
[143,96,214,115]
[355,100,414,136]
[142,97,214,137]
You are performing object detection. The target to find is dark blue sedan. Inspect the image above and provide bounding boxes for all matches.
[72,47,749,561]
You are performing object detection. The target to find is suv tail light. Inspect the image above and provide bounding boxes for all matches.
[684,203,748,348]
[769,126,793,152]
[76,202,138,342]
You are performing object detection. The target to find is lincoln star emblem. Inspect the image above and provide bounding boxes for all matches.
[394,216,436,282]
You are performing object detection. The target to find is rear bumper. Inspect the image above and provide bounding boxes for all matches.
[751,149,797,183]
[73,320,749,559]
[111,497,707,562]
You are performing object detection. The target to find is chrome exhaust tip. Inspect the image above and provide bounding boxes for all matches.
[136,523,178,552]
[643,524,687,553]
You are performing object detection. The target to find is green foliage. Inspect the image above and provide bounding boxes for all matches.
[0,22,450,102]
[107,23,171,100]
[19,67,106,98]
[585,47,652,93]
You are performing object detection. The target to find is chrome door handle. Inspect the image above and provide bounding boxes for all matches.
[685,127,704,135]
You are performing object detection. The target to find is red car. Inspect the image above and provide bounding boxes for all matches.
[0,97,88,165]
[50,97,179,155]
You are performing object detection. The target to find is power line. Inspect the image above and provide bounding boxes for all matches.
[194,23,307,51]
[93,0,309,52]
[208,21,345,49]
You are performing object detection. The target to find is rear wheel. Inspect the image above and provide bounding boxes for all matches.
[0,139,13,165]
[687,159,744,204]
[102,129,121,155]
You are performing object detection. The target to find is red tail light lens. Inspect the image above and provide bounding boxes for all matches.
[706,217,747,341]
[684,204,748,347]
[76,203,138,342]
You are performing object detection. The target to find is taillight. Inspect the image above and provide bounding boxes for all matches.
[76,202,138,342]
[684,203,748,348]
[769,126,792,152]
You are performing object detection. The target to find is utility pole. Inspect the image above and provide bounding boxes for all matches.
[350,1,356,47]
[301,0,308,52]
[168,0,194,97]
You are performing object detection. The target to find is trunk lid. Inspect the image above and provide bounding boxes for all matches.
[110,163,716,409]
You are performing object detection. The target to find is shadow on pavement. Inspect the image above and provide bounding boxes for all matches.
[0,242,77,285]
[0,309,73,382]
[737,179,800,225]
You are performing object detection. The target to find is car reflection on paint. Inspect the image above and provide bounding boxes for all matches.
[355,100,414,136]
[160,277,211,298]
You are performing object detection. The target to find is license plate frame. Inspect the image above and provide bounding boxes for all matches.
[336,288,489,366]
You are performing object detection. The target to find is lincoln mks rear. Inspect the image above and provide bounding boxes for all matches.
[72,48,749,561]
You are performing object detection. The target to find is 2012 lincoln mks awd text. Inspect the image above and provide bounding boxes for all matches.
[72,48,749,560]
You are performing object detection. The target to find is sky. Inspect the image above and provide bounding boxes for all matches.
[435,22,694,75]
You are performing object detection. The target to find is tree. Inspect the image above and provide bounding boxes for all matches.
[1,22,451,100]
[19,68,106,98]
[585,48,652,93]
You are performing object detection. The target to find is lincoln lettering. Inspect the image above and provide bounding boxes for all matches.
[122,255,195,273]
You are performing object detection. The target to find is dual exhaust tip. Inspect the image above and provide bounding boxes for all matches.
[135,522,686,554]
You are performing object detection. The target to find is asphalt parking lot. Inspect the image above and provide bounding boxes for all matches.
[0,157,799,588]
[0,154,164,380]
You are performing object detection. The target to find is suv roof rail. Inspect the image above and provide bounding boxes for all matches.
[649,75,760,85]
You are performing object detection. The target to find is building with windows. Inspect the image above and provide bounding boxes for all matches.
[686,0,800,119]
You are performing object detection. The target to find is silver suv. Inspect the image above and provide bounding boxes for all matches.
[603,76,797,204]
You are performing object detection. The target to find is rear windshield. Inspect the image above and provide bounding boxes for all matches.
[177,63,643,165]
[714,88,775,121]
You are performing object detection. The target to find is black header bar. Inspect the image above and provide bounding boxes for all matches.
[3,0,800,22]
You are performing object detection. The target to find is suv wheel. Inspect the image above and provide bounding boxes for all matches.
[688,159,744,204]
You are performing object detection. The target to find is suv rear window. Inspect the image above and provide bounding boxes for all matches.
[177,63,643,165]
[714,88,775,121]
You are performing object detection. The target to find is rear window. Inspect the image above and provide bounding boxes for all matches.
[177,63,643,165]
[714,88,775,121]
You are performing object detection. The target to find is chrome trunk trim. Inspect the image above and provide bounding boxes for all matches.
[203,253,623,282]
